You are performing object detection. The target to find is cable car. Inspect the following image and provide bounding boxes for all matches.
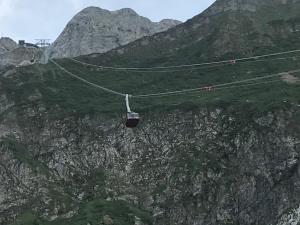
[125,94,139,128]
[230,59,236,65]
[126,112,139,128]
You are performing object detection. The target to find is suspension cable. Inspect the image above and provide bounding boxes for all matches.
[69,49,300,71]
[133,80,284,99]
[49,58,300,100]
[132,69,300,98]
[70,56,300,73]
[50,59,127,97]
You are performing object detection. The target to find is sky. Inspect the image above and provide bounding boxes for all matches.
[0,0,215,44]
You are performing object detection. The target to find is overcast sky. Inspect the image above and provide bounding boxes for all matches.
[0,0,215,44]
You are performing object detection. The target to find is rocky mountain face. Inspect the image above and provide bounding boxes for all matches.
[96,0,300,65]
[47,7,181,59]
[0,38,43,69]
[0,38,18,54]
[0,98,299,225]
[0,47,43,68]
[0,0,300,225]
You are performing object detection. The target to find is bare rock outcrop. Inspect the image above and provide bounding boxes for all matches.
[47,7,181,58]
[0,47,43,68]
[0,37,18,54]
[0,38,44,69]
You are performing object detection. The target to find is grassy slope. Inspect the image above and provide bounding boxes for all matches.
[2,7,299,118]
[12,199,153,225]
[3,42,299,119]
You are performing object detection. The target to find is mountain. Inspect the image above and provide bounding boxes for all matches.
[0,1,300,225]
[90,0,300,65]
[0,47,43,68]
[0,38,43,69]
[0,38,18,54]
[47,7,181,59]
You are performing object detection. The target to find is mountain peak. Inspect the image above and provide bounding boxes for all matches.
[0,37,17,54]
[48,7,181,58]
[79,6,138,15]
[76,6,111,16]
[159,19,182,25]
[115,8,138,15]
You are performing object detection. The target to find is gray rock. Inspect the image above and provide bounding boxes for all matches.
[0,37,44,68]
[0,38,17,54]
[47,7,181,59]
[277,205,300,225]
[0,104,299,225]
[0,47,43,67]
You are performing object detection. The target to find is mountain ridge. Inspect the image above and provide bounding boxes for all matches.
[47,6,181,59]
[0,38,17,54]
[85,0,300,65]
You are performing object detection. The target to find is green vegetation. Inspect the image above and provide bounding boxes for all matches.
[2,144,152,225]
[1,10,299,118]
[0,137,50,175]
[11,199,153,225]
[0,7,299,120]
[11,212,40,225]
[2,48,298,119]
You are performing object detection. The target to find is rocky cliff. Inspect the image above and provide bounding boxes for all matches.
[0,38,43,69]
[0,94,299,225]
[0,47,43,68]
[0,38,18,54]
[47,7,181,59]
